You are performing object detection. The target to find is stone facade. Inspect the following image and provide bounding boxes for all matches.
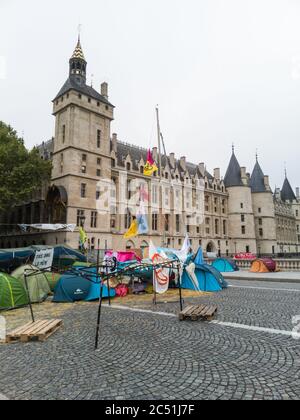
[0,39,299,256]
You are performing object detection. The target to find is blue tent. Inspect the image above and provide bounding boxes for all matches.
[53,274,91,302]
[53,266,115,303]
[181,264,224,292]
[212,258,239,273]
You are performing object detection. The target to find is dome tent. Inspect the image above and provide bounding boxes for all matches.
[53,266,115,303]
[0,272,29,311]
[212,258,239,273]
[12,265,51,304]
[250,258,278,273]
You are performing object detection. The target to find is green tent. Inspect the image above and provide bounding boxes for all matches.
[43,272,61,292]
[12,265,51,304]
[0,272,29,310]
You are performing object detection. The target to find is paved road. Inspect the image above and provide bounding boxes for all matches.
[0,280,299,400]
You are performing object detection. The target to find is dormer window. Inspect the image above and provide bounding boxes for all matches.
[126,162,131,172]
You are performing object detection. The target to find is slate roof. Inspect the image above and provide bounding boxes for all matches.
[53,77,114,106]
[224,153,244,187]
[250,161,267,193]
[281,177,296,202]
[114,141,214,180]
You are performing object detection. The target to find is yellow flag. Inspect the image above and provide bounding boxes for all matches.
[144,162,158,177]
[79,226,88,246]
[123,219,139,239]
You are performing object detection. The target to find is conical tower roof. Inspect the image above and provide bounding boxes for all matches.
[281,177,296,202]
[224,150,243,187]
[250,160,268,193]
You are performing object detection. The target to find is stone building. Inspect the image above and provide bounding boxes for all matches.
[0,38,299,256]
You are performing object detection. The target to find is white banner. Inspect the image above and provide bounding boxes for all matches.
[149,242,170,295]
[19,224,76,232]
[33,248,54,271]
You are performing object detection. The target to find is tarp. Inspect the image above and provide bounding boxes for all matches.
[105,251,141,263]
[0,272,29,311]
[212,258,239,273]
[250,258,278,273]
[12,265,51,303]
[0,245,86,272]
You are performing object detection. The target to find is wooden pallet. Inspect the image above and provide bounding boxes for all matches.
[6,320,63,344]
[179,305,218,322]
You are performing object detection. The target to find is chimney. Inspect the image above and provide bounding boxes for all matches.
[296,187,299,199]
[214,168,221,181]
[101,82,108,99]
[180,156,186,171]
[275,187,281,200]
[241,167,248,186]
[199,163,205,177]
[169,153,175,168]
[264,175,270,190]
[112,133,118,152]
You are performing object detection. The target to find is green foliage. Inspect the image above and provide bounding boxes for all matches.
[0,121,52,212]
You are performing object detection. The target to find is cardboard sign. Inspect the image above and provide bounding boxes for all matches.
[33,248,54,271]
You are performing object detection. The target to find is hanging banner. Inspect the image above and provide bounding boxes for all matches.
[19,224,76,232]
[149,242,169,295]
[33,248,54,271]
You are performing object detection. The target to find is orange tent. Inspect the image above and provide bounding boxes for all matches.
[250,258,279,273]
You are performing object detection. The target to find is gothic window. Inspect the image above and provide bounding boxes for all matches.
[81,183,87,198]
[97,130,101,148]
[126,162,131,172]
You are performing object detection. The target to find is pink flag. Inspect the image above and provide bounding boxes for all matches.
[147,149,155,165]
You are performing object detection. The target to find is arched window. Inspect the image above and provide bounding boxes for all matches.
[126,162,131,172]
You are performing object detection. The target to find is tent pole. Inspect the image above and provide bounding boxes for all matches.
[24,271,35,323]
[95,278,104,351]
[105,240,111,307]
[178,266,183,312]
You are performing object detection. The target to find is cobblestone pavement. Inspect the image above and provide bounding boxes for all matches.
[0,281,299,400]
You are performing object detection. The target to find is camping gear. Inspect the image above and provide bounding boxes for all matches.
[12,265,51,304]
[115,284,129,297]
[0,272,29,310]
[250,258,278,273]
[53,266,116,303]
[212,258,239,273]
[43,272,61,292]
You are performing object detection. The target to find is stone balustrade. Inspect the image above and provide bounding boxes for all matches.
[235,259,300,272]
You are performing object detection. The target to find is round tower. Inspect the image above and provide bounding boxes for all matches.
[224,148,257,255]
[250,157,277,255]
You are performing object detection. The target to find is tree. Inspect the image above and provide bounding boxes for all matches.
[0,121,52,212]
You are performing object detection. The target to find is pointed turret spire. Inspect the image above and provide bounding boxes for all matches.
[250,157,268,193]
[224,146,243,187]
[69,37,87,85]
[71,37,86,61]
[281,167,296,202]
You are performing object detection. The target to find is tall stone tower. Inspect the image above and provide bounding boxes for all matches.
[51,38,115,249]
[224,148,257,255]
[249,158,277,255]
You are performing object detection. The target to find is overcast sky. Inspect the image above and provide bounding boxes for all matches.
[1,0,300,190]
